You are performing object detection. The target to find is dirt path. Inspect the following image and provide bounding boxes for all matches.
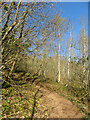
[36,85,84,118]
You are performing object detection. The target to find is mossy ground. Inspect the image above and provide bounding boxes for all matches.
[2,78,48,118]
[2,72,89,119]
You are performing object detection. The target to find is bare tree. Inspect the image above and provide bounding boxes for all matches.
[58,28,61,82]
[68,31,71,82]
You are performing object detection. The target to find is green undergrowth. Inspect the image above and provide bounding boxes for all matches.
[2,84,35,118]
[40,80,89,119]
[2,72,89,119]
[2,72,41,88]
[2,72,48,119]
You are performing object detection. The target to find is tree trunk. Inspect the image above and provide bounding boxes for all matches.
[58,31,61,83]
[68,31,71,82]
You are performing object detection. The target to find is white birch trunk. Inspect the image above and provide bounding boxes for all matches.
[39,69,41,76]
[58,31,61,83]
[83,29,88,86]
[83,44,86,73]
[83,29,86,73]
[58,41,60,82]
[68,31,71,81]
[68,47,70,80]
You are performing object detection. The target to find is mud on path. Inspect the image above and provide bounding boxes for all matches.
[36,85,84,118]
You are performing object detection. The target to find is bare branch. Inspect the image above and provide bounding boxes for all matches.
[2,1,21,41]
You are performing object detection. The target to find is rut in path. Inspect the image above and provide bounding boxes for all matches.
[36,86,84,118]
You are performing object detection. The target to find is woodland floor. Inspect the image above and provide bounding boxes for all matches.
[2,81,86,119]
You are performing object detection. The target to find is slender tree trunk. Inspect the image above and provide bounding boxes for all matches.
[58,30,61,83]
[68,31,71,82]
[68,46,70,80]
[83,29,86,74]
[83,29,87,87]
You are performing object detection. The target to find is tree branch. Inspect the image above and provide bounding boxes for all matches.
[2,1,21,41]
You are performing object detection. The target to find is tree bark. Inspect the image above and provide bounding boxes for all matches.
[68,31,71,82]
[2,1,21,41]
[58,29,61,83]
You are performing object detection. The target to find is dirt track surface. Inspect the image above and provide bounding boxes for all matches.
[36,86,84,118]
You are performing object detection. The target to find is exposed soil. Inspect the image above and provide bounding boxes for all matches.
[2,83,85,119]
[36,85,84,118]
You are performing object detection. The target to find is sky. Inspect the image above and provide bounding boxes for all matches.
[37,2,88,58]
[23,2,88,58]
[63,2,88,35]
[62,2,88,57]
[4,1,88,58]
[49,2,88,58]
[52,2,88,38]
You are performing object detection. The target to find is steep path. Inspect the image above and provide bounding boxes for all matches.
[36,85,84,118]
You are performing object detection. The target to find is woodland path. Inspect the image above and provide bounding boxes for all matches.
[36,85,84,118]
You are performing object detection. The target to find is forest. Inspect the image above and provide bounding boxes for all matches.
[1,1,89,119]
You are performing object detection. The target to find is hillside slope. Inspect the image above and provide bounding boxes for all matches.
[35,85,84,118]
